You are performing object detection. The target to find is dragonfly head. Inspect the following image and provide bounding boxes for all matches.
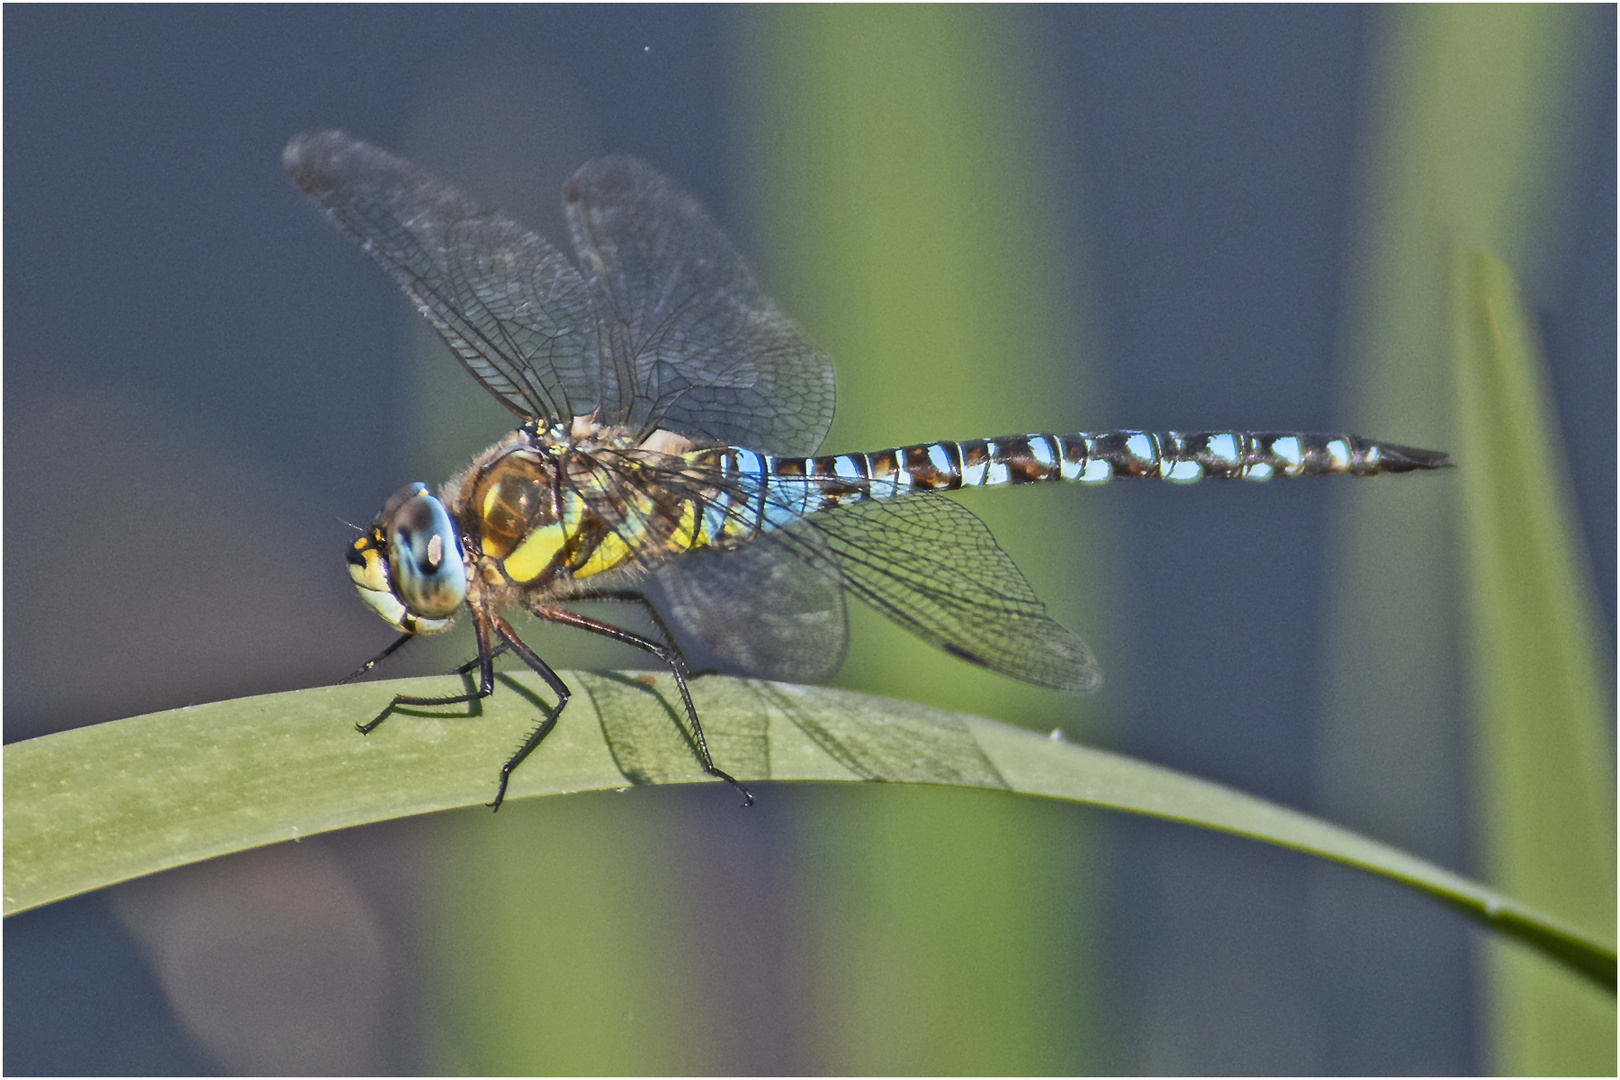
[347,483,467,634]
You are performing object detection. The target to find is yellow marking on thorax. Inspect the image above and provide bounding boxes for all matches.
[622,483,657,519]
[559,487,587,532]
[472,449,552,559]
[502,521,569,583]
[573,529,633,578]
[670,499,706,551]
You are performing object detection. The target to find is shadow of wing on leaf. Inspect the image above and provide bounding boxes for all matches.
[578,673,1004,790]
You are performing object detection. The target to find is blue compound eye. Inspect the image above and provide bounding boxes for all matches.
[384,484,467,619]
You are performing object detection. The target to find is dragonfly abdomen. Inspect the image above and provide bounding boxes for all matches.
[860,430,1444,489]
[694,430,1445,547]
[774,429,1442,512]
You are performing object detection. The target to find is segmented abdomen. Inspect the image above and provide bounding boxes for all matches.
[693,431,1447,545]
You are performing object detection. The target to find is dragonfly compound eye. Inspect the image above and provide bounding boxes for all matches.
[382,484,467,621]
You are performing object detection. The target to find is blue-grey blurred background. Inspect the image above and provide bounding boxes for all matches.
[6,6,1612,1074]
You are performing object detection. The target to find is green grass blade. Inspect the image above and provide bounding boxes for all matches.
[1452,249,1618,1064]
[6,675,1612,992]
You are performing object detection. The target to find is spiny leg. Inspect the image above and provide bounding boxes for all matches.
[565,588,721,678]
[348,601,752,808]
[531,600,755,807]
[346,617,566,811]
[454,638,511,676]
[355,635,511,694]
[483,613,572,811]
[354,615,497,736]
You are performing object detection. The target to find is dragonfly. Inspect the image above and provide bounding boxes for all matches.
[285,131,1447,810]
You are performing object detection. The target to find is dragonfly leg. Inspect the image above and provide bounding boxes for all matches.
[565,589,688,667]
[565,589,718,678]
[340,631,415,684]
[532,600,755,807]
[453,637,511,677]
[483,613,573,811]
[354,616,496,736]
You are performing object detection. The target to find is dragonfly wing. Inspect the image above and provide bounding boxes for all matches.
[563,157,836,457]
[649,466,1097,692]
[652,527,850,684]
[284,131,601,425]
[801,494,1101,692]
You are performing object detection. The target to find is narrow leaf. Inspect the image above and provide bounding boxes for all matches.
[4,675,1612,992]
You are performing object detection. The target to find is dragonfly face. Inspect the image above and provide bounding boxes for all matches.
[287,131,1446,809]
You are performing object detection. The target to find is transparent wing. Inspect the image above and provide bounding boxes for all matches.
[564,157,836,457]
[538,451,850,683]
[652,525,850,684]
[575,454,1098,692]
[784,494,1100,692]
[284,131,601,424]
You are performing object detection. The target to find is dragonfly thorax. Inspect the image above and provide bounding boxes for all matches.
[453,429,564,563]
[347,481,468,635]
[442,423,721,596]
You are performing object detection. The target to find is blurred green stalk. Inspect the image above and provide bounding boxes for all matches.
[1454,251,1616,1072]
[1326,6,1613,1072]
[732,6,1104,1072]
